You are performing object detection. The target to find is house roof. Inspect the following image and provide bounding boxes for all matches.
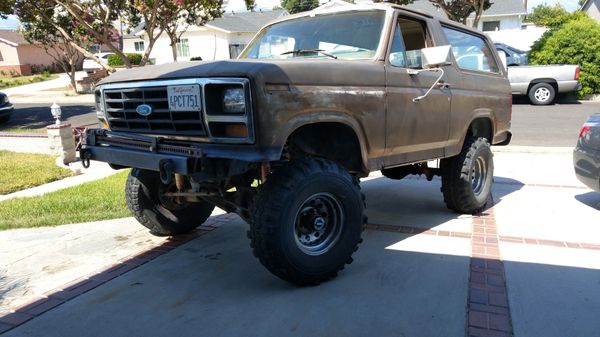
[403,0,448,18]
[0,30,29,46]
[206,10,289,33]
[472,0,526,17]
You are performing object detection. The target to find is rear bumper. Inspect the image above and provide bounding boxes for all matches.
[80,129,279,174]
[574,146,600,192]
[558,80,582,93]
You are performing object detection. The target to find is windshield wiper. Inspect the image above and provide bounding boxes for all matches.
[281,49,338,59]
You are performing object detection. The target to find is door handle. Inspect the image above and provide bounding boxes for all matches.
[437,82,451,89]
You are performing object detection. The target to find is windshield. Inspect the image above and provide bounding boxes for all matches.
[239,10,386,60]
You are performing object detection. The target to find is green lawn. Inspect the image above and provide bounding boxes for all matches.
[0,151,74,195]
[0,73,58,89]
[0,170,131,231]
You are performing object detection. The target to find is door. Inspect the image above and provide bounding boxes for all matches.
[384,15,455,166]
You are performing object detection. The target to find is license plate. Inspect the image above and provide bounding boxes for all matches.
[167,85,201,112]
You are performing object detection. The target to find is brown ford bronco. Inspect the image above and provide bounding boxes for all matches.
[81,4,512,285]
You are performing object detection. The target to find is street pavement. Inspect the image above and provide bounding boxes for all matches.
[1,147,599,337]
[0,104,98,132]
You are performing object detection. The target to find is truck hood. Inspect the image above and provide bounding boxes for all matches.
[97,59,383,87]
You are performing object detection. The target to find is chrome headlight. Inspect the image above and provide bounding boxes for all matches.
[94,89,104,118]
[222,87,245,113]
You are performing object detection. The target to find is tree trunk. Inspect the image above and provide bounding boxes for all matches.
[170,34,178,62]
[472,0,485,28]
[69,62,78,94]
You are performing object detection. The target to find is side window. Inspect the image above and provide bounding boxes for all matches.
[442,26,499,73]
[389,17,427,69]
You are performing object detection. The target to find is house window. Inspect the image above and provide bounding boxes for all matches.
[176,38,190,58]
[229,44,246,59]
[134,41,145,52]
[482,21,501,32]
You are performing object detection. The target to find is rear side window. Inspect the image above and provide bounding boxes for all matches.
[442,26,499,74]
[389,17,428,69]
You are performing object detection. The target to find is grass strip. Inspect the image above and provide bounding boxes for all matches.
[0,150,74,195]
[0,170,130,230]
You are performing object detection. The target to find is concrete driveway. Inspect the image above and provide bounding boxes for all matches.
[1,147,600,337]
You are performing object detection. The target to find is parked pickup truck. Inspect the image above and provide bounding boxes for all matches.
[81,4,512,285]
[507,64,581,105]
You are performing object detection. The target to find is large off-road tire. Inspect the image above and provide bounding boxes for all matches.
[249,158,366,286]
[528,82,555,105]
[440,137,493,214]
[125,168,215,236]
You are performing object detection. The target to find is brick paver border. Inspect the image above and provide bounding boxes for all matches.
[0,213,237,335]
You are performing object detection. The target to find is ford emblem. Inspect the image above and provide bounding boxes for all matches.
[136,104,152,117]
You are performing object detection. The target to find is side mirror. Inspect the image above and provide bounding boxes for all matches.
[422,45,452,69]
[497,50,508,70]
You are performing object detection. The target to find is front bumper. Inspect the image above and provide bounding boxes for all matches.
[80,129,279,174]
[574,145,600,192]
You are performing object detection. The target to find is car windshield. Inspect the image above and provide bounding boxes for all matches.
[239,10,386,60]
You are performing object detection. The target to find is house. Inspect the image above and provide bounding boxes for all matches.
[466,0,527,31]
[123,10,288,64]
[581,0,600,22]
[0,30,67,75]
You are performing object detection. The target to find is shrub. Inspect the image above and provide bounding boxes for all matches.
[107,53,143,67]
[529,15,600,98]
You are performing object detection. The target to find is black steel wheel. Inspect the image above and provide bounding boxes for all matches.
[249,158,366,285]
[440,137,493,214]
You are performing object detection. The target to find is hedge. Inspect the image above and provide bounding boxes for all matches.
[529,15,600,98]
[107,53,143,67]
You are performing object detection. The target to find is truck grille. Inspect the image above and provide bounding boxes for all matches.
[103,86,206,136]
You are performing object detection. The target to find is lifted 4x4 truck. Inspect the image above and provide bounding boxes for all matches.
[81,4,512,285]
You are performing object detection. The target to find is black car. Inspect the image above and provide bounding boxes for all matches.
[494,43,528,66]
[574,114,600,192]
[0,92,13,123]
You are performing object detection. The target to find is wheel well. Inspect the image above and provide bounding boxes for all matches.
[528,79,558,94]
[286,123,364,174]
[467,118,493,143]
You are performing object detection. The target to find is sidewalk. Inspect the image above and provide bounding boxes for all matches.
[4,72,94,104]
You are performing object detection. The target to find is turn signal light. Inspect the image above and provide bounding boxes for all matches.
[225,124,248,138]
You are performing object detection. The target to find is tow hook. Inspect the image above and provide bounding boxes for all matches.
[159,159,174,185]
[80,149,92,168]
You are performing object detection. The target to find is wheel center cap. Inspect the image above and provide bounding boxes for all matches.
[313,217,326,230]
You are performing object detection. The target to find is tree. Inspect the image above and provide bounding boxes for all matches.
[124,0,167,66]
[529,15,600,98]
[525,3,571,28]
[11,0,116,72]
[157,0,224,62]
[281,0,320,14]
[54,0,133,68]
[21,10,85,92]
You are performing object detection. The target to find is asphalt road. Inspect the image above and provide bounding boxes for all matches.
[2,100,599,147]
[0,103,98,131]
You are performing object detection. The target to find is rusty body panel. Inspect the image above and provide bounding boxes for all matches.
[92,4,511,175]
